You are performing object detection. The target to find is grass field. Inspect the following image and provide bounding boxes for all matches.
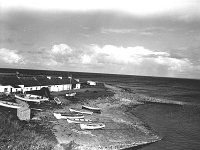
[0,106,57,150]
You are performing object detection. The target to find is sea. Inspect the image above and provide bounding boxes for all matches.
[1,69,200,150]
[84,74,200,150]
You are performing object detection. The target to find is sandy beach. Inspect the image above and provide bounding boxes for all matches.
[31,84,161,150]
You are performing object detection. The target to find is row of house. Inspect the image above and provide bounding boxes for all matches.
[0,74,80,93]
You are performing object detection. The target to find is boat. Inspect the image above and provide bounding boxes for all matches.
[0,100,23,109]
[67,118,93,124]
[59,112,84,117]
[53,112,84,119]
[69,108,93,115]
[65,92,76,97]
[15,94,49,103]
[82,105,101,113]
[54,97,62,105]
[80,123,105,130]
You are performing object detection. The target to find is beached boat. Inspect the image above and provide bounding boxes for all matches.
[0,100,23,109]
[54,97,62,105]
[59,112,84,117]
[69,108,93,115]
[80,123,105,130]
[65,92,76,97]
[53,113,84,119]
[15,94,49,103]
[67,118,92,124]
[82,105,101,113]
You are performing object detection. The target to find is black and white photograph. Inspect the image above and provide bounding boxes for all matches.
[0,0,200,149]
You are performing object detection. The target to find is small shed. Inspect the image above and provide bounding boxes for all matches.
[87,81,96,86]
[17,106,31,121]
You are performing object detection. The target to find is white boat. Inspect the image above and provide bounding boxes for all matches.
[67,118,92,124]
[0,100,23,109]
[82,105,101,113]
[69,108,93,115]
[80,123,105,130]
[53,113,84,119]
[54,97,62,105]
[66,92,76,97]
[15,94,49,103]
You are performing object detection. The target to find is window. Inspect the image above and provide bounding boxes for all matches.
[4,88,8,92]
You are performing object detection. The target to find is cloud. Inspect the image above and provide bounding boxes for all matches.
[51,44,73,55]
[2,44,197,78]
[89,45,169,64]
[78,44,195,77]
[154,57,193,72]
[81,55,92,64]
[0,48,24,64]
[49,44,76,64]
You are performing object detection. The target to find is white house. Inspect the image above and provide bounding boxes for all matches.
[49,85,63,92]
[87,81,96,86]
[0,85,13,93]
[0,74,81,94]
[63,84,72,90]
[23,86,42,92]
[74,83,81,89]
[0,85,23,93]
[11,85,22,93]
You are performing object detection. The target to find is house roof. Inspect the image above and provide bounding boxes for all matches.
[36,76,52,86]
[36,76,78,85]
[0,75,22,86]
[11,85,21,88]
[0,74,79,87]
[18,76,41,87]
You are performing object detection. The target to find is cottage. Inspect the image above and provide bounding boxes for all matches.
[0,75,22,93]
[0,73,81,94]
[18,76,42,92]
[87,80,96,86]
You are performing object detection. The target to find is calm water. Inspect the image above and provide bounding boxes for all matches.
[133,104,200,150]
[85,74,200,150]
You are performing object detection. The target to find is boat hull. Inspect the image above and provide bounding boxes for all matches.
[0,100,23,109]
[53,113,84,119]
[80,123,105,130]
[82,105,101,113]
[69,108,93,115]
[15,94,48,103]
[67,118,92,124]
[54,97,62,105]
[66,92,76,97]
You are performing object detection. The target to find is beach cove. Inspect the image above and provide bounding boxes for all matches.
[1,81,192,150]
[38,83,162,150]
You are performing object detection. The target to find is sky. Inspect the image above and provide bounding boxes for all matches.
[0,0,200,79]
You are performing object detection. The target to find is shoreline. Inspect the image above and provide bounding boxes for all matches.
[1,83,184,150]
[105,83,190,106]
[50,83,162,150]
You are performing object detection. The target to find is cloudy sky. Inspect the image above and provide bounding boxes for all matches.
[0,0,200,79]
